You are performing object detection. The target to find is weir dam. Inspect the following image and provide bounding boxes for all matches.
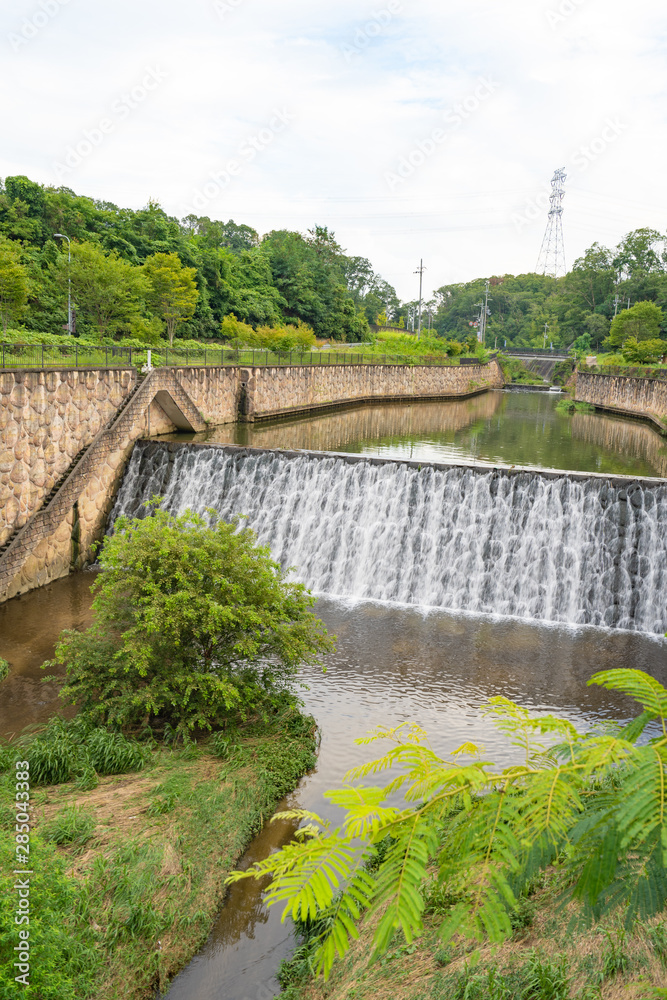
[112,441,667,635]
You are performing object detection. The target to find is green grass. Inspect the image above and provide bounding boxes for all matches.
[0,659,8,683]
[0,707,318,1000]
[556,399,595,415]
[3,716,150,787]
[42,805,97,848]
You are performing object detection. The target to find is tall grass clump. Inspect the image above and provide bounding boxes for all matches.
[1,717,150,786]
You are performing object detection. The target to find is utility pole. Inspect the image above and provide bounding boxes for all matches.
[54,233,72,335]
[543,322,549,349]
[613,294,621,318]
[414,259,426,340]
[474,280,491,345]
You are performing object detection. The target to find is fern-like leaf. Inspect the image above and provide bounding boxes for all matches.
[589,669,667,735]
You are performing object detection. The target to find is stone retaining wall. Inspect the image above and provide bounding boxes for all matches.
[0,369,135,547]
[245,360,504,420]
[576,370,667,430]
[0,370,205,601]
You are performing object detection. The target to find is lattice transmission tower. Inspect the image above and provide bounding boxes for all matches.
[536,168,567,277]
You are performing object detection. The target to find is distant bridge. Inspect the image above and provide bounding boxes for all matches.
[503,348,570,360]
[502,348,571,383]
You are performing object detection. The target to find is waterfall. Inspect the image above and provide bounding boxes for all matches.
[110,442,667,634]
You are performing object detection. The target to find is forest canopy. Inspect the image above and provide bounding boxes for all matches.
[2,175,667,351]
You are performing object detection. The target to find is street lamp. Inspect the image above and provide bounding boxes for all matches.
[54,234,72,335]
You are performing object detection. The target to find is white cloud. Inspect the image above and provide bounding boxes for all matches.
[1,0,666,298]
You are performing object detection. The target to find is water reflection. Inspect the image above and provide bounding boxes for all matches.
[0,572,94,736]
[160,391,667,479]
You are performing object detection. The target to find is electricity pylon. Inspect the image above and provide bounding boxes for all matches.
[536,168,567,278]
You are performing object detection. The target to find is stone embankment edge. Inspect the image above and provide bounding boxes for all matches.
[575,370,667,435]
[145,440,667,490]
[248,384,494,421]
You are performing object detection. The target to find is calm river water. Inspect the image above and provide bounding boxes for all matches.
[170,389,667,479]
[1,392,666,999]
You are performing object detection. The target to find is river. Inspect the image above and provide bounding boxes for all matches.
[1,391,666,999]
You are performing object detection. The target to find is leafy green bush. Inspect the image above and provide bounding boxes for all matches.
[52,506,333,737]
[620,337,666,365]
[556,399,595,415]
[0,658,9,683]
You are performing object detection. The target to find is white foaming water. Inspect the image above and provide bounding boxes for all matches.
[111,443,667,634]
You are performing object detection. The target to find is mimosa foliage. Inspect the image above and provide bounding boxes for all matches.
[226,670,667,978]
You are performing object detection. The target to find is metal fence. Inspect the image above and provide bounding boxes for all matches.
[0,343,483,370]
[0,343,134,369]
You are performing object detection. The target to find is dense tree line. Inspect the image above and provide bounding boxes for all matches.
[0,175,396,343]
[2,174,666,354]
[428,229,667,351]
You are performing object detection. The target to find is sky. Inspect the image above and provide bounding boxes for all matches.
[2,0,667,301]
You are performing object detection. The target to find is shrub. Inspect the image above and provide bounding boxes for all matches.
[51,506,333,737]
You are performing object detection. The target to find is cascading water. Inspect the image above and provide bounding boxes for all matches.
[111,442,667,634]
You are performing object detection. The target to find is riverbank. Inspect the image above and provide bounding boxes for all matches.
[280,861,667,1000]
[0,709,318,1000]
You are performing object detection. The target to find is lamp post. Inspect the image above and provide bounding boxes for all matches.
[54,234,72,335]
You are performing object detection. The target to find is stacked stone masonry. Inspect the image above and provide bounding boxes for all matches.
[245,360,504,420]
[0,369,135,547]
[0,360,502,601]
[576,371,667,430]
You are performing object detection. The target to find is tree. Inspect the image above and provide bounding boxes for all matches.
[582,312,609,347]
[143,252,199,345]
[0,237,28,331]
[59,240,148,339]
[52,506,333,736]
[229,669,667,979]
[620,337,666,364]
[607,300,664,347]
[613,228,666,279]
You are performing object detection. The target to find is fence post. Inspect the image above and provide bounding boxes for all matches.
[186,348,189,366]
[41,344,44,368]
[75,343,78,367]
[1,344,3,368]
[204,348,207,366]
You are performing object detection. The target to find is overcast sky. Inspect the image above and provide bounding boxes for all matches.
[3,0,666,300]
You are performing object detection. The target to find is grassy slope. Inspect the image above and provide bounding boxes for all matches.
[282,863,667,1000]
[0,713,318,1000]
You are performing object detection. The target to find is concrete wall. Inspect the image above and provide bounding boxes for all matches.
[245,360,504,420]
[0,359,503,602]
[576,370,667,430]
